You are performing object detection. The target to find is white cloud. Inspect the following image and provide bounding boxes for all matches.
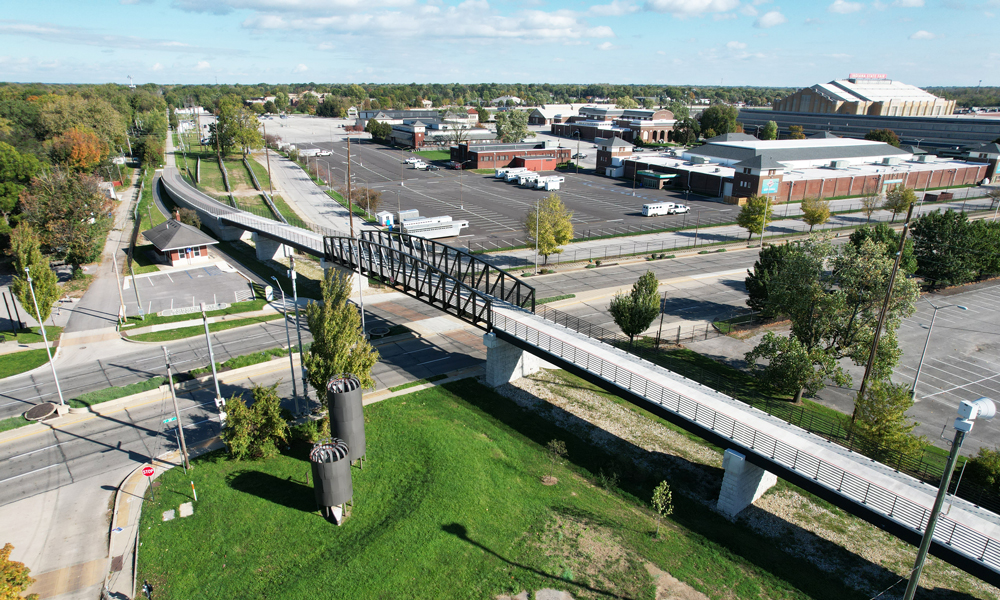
[893,0,924,6]
[152,62,163,71]
[726,40,746,49]
[318,41,334,50]
[827,52,852,59]
[597,41,615,50]
[0,20,237,54]
[753,10,786,27]
[828,0,863,13]
[173,0,417,15]
[293,63,308,72]
[713,12,738,19]
[196,60,211,70]
[643,0,740,16]
[909,29,937,39]
[588,0,640,16]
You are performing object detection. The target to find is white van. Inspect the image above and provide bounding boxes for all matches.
[642,202,676,217]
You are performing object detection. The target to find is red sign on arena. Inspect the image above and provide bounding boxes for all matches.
[142,466,155,477]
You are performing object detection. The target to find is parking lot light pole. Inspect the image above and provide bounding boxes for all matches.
[288,255,308,401]
[911,301,967,398]
[572,131,581,174]
[270,276,299,404]
[459,160,473,207]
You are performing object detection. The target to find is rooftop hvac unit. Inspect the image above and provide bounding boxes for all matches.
[714,168,721,173]
[690,156,709,164]
[882,157,900,166]
[310,437,353,525]
[916,155,933,163]
[830,160,850,169]
[327,375,366,466]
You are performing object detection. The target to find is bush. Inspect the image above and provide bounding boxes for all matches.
[965,446,1000,496]
[291,416,330,444]
[221,383,290,460]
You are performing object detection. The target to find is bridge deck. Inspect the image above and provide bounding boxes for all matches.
[492,305,1000,584]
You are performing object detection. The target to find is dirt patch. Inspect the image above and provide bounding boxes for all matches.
[541,476,558,486]
[644,562,708,600]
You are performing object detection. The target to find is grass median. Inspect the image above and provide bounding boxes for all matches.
[126,313,285,343]
[137,377,867,600]
[69,376,166,409]
[0,415,31,433]
[123,299,267,329]
[0,348,53,380]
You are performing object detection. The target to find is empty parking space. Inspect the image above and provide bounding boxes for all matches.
[123,263,253,316]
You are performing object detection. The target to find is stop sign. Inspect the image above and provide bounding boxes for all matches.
[142,466,155,477]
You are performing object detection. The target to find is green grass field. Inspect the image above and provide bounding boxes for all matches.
[69,376,165,409]
[0,348,53,380]
[124,299,266,329]
[0,326,62,344]
[137,378,883,600]
[0,415,31,433]
[414,149,452,161]
[127,314,284,343]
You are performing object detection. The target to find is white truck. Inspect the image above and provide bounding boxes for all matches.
[413,161,429,170]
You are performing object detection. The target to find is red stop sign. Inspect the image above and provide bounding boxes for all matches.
[142,466,155,477]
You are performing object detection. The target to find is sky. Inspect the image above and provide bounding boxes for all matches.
[1,0,998,87]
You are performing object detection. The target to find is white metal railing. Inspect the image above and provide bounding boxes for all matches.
[491,309,1000,571]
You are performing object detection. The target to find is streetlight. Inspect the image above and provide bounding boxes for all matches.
[902,397,996,600]
[271,276,299,409]
[459,159,473,208]
[25,267,64,408]
[911,300,968,398]
[571,131,581,174]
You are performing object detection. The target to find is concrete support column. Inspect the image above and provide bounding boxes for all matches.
[483,332,543,387]
[253,233,288,262]
[716,449,777,519]
[320,259,370,294]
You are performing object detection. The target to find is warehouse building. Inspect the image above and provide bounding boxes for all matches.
[773,74,955,117]
[450,141,571,170]
[622,133,988,201]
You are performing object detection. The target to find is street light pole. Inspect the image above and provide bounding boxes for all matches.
[270,276,299,404]
[25,267,64,407]
[534,199,540,275]
[288,255,308,400]
[162,347,190,471]
[911,301,967,398]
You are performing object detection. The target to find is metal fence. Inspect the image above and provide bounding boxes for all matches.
[493,308,1000,573]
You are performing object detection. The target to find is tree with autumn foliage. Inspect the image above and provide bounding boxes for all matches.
[0,543,39,600]
[48,127,104,172]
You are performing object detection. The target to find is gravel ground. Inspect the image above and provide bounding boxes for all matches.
[493,370,999,600]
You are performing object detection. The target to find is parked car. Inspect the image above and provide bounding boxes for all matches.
[572,153,588,159]
[670,204,691,214]
[427,165,440,171]
[317,150,332,156]
[634,147,645,152]
[405,157,421,164]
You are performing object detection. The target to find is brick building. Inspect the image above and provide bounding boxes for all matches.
[551,108,675,143]
[596,136,634,176]
[450,142,571,170]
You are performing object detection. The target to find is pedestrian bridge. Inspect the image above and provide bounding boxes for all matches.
[160,165,1000,587]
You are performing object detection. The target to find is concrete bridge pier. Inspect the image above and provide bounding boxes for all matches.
[716,449,777,519]
[483,333,546,387]
[253,233,290,262]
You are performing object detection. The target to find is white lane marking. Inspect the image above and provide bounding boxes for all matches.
[0,463,59,484]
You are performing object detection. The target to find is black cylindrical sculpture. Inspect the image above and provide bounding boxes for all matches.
[327,374,366,465]
[310,437,353,525]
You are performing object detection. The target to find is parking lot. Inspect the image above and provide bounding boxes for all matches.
[272,115,736,243]
[123,262,253,317]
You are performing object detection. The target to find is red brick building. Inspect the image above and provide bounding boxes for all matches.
[451,142,571,170]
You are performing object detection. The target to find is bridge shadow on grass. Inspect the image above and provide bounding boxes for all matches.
[227,470,317,515]
[442,378,985,600]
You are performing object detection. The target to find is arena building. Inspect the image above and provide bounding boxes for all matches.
[773,74,955,117]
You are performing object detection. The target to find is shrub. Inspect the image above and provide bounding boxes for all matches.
[965,446,1000,495]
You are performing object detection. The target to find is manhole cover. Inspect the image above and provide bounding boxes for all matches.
[24,403,56,421]
[369,326,391,338]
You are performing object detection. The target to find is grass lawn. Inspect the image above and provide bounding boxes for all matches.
[0,326,62,344]
[69,376,165,409]
[0,348,53,380]
[127,314,284,343]
[124,299,267,328]
[138,168,168,229]
[414,149,452,161]
[470,168,495,174]
[245,155,273,190]
[537,294,575,305]
[0,415,31,433]
[130,244,162,275]
[214,240,322,301]
[270,194,308,227]
[137,378,866,600]
[190,347,291,377]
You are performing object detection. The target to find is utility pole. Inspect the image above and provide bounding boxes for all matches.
[162,347,190,471]
[271,276,299,409]
[347,134,354,238]
[25,267,64,407]
[758,196,770,247]
[854,203,915,421]
[200,303,223,407]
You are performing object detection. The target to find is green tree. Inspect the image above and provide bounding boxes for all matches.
[864,128,901,147]
[849,223,917,274]
[671,116,699,145]
[698,104,738,137]
[263,100,277,114]
[969,219,1000,280]
[19,169,115,265]
[220,383,290,461]
[608,270,660,345]
[852,379,924,461]
[0,543,39,600]
[274,92,289,113]
[860,193,882,224]
[8,224,59,326]
[882,185,916,222]
[750,237,918,403]
[800,197,831,232]
[476,105,489,124]
[746,331,846,403]
[525,193,573,264]
[494,110,533,143]
[745,241,799,316]
[0,142,40,242]
[615,96,639,109]
[651,481,673,539]
[736,195,773,242]
[788,125,806,140]
[304,269,380,391]
[911,209,977,287]
[212,98,262,157]
[761,120,778,141]
[965,446,1000,496]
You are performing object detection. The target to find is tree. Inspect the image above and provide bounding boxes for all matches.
[608,270,660,345]
[800,197,831,232]
[698,104,738,137]
[19,169,115,265]
[864,128,901,147]
[49,127,104,172]
[882,185,916,222]
[745,241,799,317]
[651,481,674,539]
[911,209,977,287]
[304,269,380,391]
[0,543,39,600]
[615,96,639,109]
[849,223,916,274]
[0,142,40,243]
[745,331,846,403]
[736,195,773,241]
[139,135,164,168]
[476,105,489,124]
[494,110,533,143]
[852,379,924,461]
[965,446,1000,496]
[860,193,882,224]
[263,100,277,114]
[337,185,382,215]
[8,224,59,326]
[525,193,573,264]
[177,208,201,229]
[274,92,289,113]
[545,439,567,480]
[671,116,699,145]
[969,219,1000,280]
[761,120,778,141]
[788,125,806,140]
[220,383,290,461]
